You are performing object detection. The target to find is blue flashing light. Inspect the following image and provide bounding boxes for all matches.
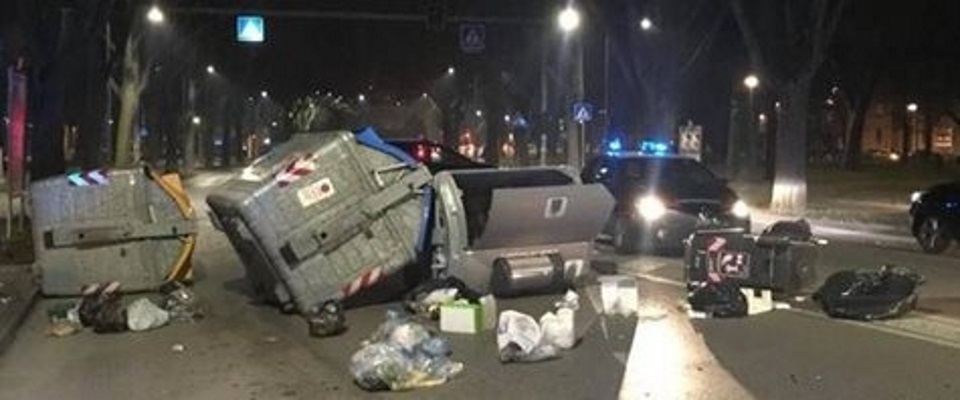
[639,140,670,155]
[607,138,623,152]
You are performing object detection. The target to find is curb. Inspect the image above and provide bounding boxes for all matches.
[0,265,39,355]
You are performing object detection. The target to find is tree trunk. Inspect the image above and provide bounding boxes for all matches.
[114,81,139,167]
[842,105,867,170]
[770,78,811,213]
[114,34,145,168]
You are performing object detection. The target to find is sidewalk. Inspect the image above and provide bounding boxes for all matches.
[731,181,913,238]
[0,230,38,355]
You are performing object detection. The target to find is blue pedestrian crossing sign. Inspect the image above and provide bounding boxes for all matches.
[460,23,485,53]
[572,102,594,123]
[237,16,265,43]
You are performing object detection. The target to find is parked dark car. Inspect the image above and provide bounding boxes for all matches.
[582,152,751,254]
[909,180,960,253]
[387,139,494,173]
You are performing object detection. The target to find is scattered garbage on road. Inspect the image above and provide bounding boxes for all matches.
[46,281,205,337]
[598,276,638,316]
[350,310,463,391]
[813,265,923,321]
[687,280,748,318]
[403,276,482,321]
[497,290,580,363]
[126,298,170,332]
[160,281,205,322]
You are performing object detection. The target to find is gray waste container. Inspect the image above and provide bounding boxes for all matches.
[31,168,198,295]
[431,167,615,295]
[206,128,432,314]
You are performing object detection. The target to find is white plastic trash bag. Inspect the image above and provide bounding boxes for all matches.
[497,310,542,355]
[126,298,170,332]
[540,308,575,350]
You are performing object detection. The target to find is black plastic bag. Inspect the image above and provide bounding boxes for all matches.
[403,277,482,319]
[761,219,812,241]
[78,282,128,333]
[308,300,346,337]
[688,280,748,318]
[813,266,922,321]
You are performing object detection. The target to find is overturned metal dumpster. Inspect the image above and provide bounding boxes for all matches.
[206,128,432,316]
[31,168,197,295]
[431,167,615,296]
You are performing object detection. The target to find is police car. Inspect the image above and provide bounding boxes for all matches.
[582,140,751,254]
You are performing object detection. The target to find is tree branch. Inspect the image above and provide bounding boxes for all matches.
[729,0,783,87]
[679,7,728,78]
[807,0,847,79]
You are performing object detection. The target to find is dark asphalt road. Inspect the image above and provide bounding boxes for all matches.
[1,171,959,400]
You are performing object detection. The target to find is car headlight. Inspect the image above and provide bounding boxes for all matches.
[635,195,667,220]
[910,191,923,203]
[731,200,750,218]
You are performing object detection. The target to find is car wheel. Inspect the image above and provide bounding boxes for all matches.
[613,217,641,254]
[916,216,951,254]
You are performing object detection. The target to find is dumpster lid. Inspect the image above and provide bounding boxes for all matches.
[471,184,614,250]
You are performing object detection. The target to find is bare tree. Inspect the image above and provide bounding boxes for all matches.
[111,23,149,167]
[730,0,847,213]
[596,0,728,138]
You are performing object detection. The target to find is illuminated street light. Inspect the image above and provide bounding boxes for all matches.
[639,17,653,31]
[475,109,483,118]
[907,103,918,112]
[743,75,759,90]
[504,115,511,123]
[206,65,216,75]
[759,113,767,122]
[558,7,581,32]
[191,116,201,125]
[260,90,268,98]
[358,94,366,102]
[271,121,278,128]
[146,5,165,24]
[447,66,456,75]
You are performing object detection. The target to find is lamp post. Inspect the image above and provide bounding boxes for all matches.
[742,74,760,180]
[907,103,918,156]
[558,6,585,170]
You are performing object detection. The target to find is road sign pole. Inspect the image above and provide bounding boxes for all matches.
[579,121,586,169]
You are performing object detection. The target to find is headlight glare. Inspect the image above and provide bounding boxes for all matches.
[636,195,667,220]
[731,200,750,218]
[910,191,923,203]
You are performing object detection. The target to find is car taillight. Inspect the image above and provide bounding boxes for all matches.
[415,145,428,161]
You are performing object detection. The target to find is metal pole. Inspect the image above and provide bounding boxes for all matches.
[540,30,550,166]
[567,35,584,170]
[603,33,610,131]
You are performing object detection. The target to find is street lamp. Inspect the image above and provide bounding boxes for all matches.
[260,90,268,99]
[447,66,456,75]
[907,103,919,154]
[558,7,581,32]
[558,6,586,169]
[740,74,760,180]
[206,65,216,75]
[475,110,483,118]
[358,93,366,102]
[640,17,654,31]
[146,5,165,24]
[191,116,201,125]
